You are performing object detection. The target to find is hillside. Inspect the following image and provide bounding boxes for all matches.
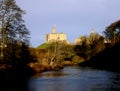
[37,43,50,49]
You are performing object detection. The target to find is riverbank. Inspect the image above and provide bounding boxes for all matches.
[28,61,78,73]
[79,42,120,73]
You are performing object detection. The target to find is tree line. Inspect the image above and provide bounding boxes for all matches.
[0,0,34,91]
[0,0,34,77]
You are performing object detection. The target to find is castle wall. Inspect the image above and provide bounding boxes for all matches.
[58,33,66,41]
[47,34,59,42]
[45,26,68,43]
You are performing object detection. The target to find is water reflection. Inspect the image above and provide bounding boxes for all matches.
[28,66,120,91]
[31,71,68,78]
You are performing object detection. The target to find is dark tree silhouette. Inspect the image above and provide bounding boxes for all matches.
[0,0,30,64]
[103,20,120,42]
[0,1,34,91]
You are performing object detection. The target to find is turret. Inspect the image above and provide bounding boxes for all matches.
[91,28,95,34]
[52,25,57,34]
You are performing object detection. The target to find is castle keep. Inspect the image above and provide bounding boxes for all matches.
[45,25,69,43]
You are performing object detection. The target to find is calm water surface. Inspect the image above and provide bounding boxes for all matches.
[28,66,120,91]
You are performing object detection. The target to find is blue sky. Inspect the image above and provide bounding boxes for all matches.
[16,0,120,47]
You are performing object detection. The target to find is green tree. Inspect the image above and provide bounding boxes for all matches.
[74,33,105,61]
[61,44,75,61]
[74,36,91,60]
[103,20,120,43]
[0,0,30,64]
[90,35,105,56]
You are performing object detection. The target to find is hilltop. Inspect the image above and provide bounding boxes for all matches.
[37,43,50,49]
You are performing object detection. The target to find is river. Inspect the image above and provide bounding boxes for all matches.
[28,66,120,91]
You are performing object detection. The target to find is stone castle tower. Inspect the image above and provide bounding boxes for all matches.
[52,25,57,33]
[45,25,69,43]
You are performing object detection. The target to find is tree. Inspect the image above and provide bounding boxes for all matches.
[90,35,105,56]
[74,33,105,60]
[74,36,91,60]
[61,44,75,61]
[103,20,120,43]
[47,41,64,66]
[0,0,30,64]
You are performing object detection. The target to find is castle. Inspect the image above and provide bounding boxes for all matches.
[45,26,102,45]
[45,25,69,44]
[74,28,95,44]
